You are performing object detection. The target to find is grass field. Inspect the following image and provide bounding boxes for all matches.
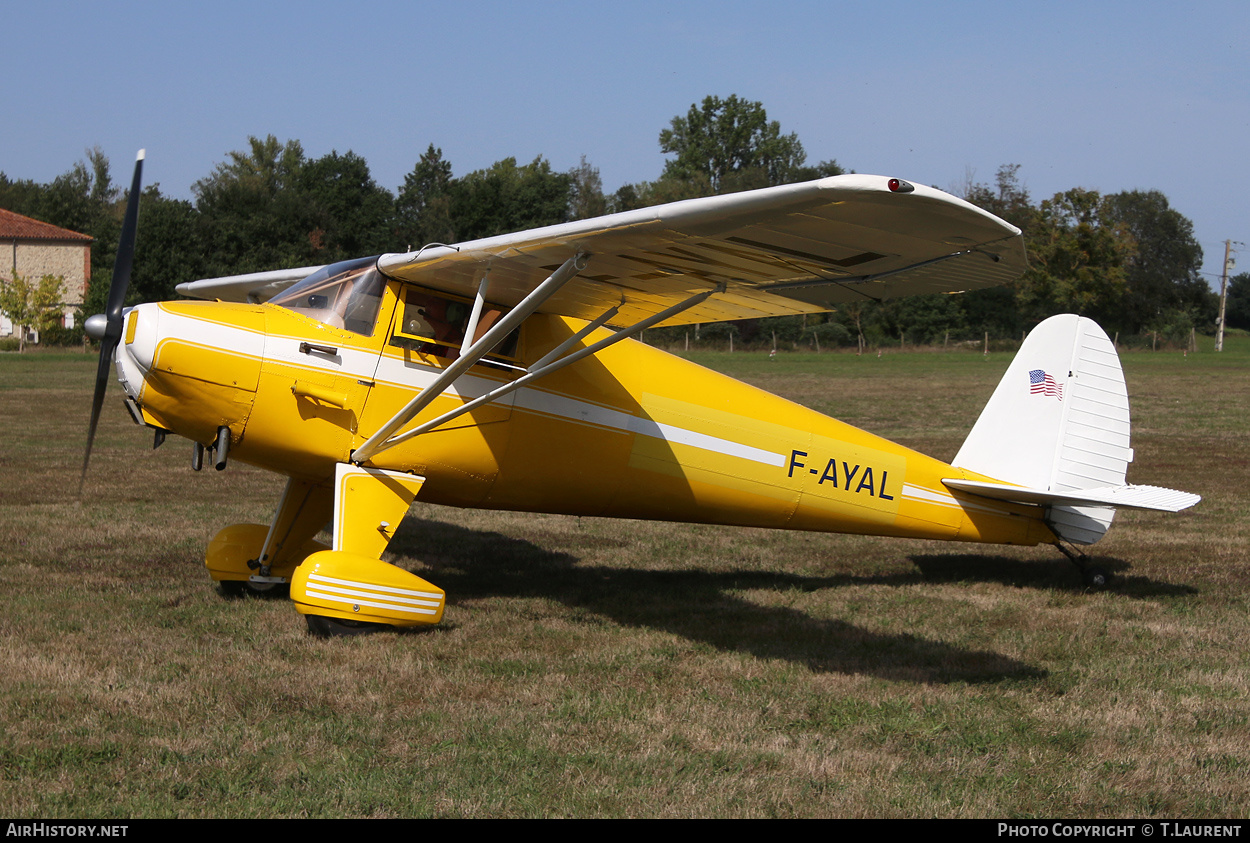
[0,336,1246,818]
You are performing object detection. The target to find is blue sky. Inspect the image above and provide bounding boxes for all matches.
[3,0,1246,284]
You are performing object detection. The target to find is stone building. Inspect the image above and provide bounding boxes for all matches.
[0,208,93,339]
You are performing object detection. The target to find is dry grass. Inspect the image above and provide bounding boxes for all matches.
[0,337,1246,817]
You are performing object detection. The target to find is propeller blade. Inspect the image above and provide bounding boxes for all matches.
[106,150,144,323]
[80,150,144,495]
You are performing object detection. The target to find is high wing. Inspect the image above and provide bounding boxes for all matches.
[177,174,1026,327]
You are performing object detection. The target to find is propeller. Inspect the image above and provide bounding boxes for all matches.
[80,149,144,495]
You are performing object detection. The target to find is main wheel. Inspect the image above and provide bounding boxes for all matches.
[305,614,391,638]
[219,579,288,599]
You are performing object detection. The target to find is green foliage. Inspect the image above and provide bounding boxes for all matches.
[875,294,972,345]
[129,190,204,303]
[791,158,845,183]
[298,149,395,259]
[1225,273,1250,331]
[448,156,571,242]
[608,176,711,213]
[958,170,1212,340]
[192,135,312,272]
[658,95,826,196]
[37,322,86,347]
[192,137,397,277]
[1018,188,1131,329]
[1102,190,1209,333]
[696,321,739,343]
[800,317,851,348]
[396,144,455,250]
[568,155,607,221]
[609,94,841,214]
[1152,307,1201,345]
[959,286,1022,340]
[963,164,1033,230]
[0,272,64,352]
[0,172,43,217]
[193,136,328,274]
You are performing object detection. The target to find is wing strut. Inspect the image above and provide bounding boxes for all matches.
[459,275,491,358]
[352,253,589,464]
[366,283,723,456]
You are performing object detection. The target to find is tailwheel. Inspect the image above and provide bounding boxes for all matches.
[304,614,392,638]
[1054,542,1112,590]
[1082,566,1112,590]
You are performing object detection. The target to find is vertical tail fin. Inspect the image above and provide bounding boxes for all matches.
[952,315,1133,544]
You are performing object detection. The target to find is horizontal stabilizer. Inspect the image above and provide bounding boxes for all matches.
[942,479,1201,513]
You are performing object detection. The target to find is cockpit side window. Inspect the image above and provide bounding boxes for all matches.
[269,257,385,336]
[390,286,520,366]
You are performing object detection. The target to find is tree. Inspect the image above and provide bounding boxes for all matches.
[958,285,1022,342]
[193,136,324,275]
[790,159,845,183]
[0,272,64,352]
[1102,190,1209,334]
[1018,188,1132,329]
[953,165,1034,340]
[608,176,710,212]
[396,144,455,249]
[298,149,395,259]
[963,164,1033,230]
[448,156,570,242]
[1225,272,1250,331]
[658,95,810,194]
[568,155,607,221]
[196,142,394,271]
[877,294,971,346]
[0,172,43,218]
[128,189,205,305]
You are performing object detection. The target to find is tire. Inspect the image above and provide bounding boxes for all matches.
[1083,566,1111,590]
[218,579,288,599]
[304,614,390,638]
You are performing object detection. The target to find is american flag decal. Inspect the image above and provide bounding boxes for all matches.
[1029,369,1063,400]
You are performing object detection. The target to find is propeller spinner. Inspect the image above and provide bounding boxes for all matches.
[80,149,144,494]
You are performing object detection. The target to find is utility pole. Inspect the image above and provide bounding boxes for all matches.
[1216,240,1242,352]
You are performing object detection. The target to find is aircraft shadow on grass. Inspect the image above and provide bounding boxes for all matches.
[389,518,1051,685]
[908,553,1199,598]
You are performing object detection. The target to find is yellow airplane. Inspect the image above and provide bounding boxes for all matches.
[83,152,1199,636]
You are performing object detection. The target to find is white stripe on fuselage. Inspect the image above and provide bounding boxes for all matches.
[902,483,1020,516]
[151,307,267,368]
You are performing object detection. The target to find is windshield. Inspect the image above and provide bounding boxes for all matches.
[269,256,385,336]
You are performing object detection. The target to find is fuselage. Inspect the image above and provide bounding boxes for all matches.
[115,275,1055,547]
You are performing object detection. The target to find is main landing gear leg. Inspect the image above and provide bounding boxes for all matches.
[208,477,333,596]
[1054,542,1112,590]
[291,465,444,637]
